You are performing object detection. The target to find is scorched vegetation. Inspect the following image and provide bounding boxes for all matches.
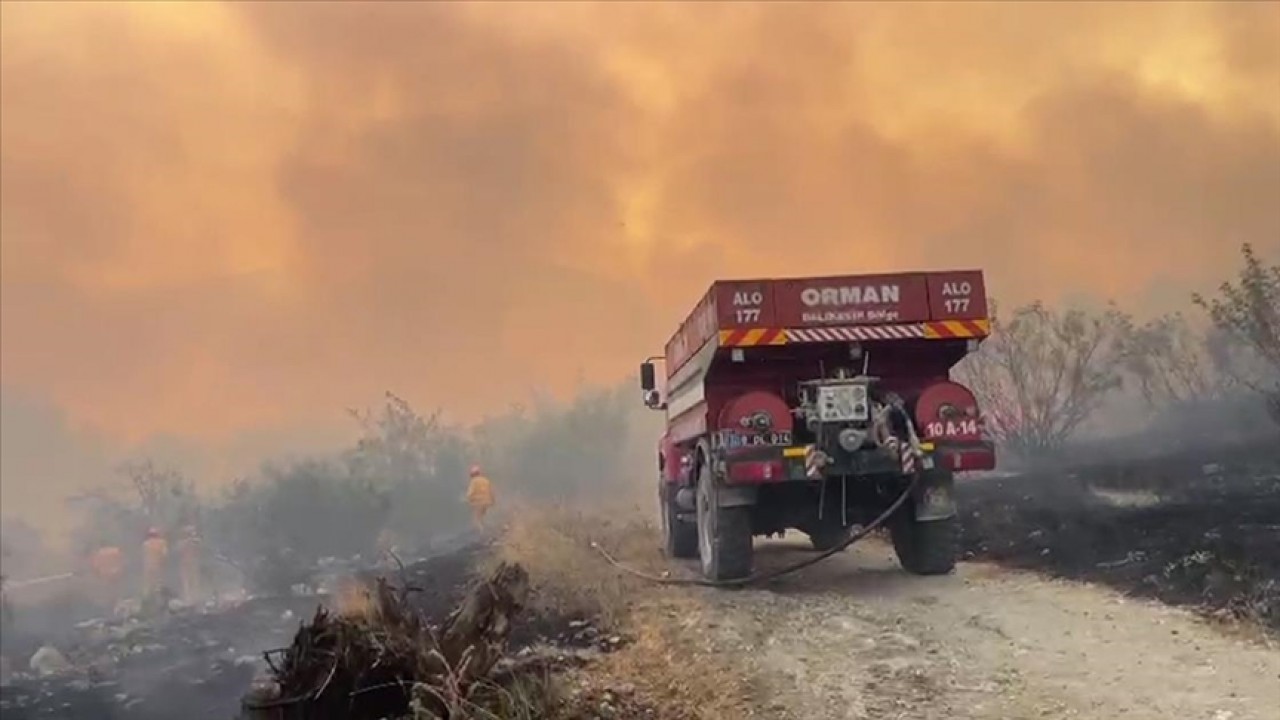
[957,243,1280,635]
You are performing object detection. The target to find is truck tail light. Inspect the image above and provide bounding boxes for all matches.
[940,445,997,472]
[726,460,785,484]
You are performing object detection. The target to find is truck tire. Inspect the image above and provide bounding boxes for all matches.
[889,509,957,576]
[696,460,752,581]
[660,485,698,559]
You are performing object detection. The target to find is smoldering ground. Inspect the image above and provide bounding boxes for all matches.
[0,386,662,718]
[957,436,1280,636]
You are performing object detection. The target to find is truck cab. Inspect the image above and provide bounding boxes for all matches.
[640,270,995,581]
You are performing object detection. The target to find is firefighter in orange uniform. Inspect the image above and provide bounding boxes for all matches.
[141,528,169,600]
[176,525,203,603]
[465,465,495,531]
[88,544,125,608]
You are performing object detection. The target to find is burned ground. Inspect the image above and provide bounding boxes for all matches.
[0,539,612,719]
[0,593,319,720]
[363,539,606,651]
[957,439,1280,635]
[3,442,1278,718]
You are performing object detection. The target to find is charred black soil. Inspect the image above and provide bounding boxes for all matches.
[0,539,604,719]
[957,440,1280,634]
[0,593,318,720]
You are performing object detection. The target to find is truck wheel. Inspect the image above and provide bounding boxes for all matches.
[889,510,957,576]
[696,461,752,581]
[660,485,698,559]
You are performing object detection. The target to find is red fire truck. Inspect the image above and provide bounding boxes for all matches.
[640,270,996,581]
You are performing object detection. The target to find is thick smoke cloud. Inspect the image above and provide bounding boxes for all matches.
[1,2,1277,518]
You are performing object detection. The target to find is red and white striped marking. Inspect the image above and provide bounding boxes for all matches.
[785,324,925,343]
[901,447,918,474]
[804,445,826,479]
[882,436,922,474]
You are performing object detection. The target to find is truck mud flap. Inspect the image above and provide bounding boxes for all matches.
[912,469,956,522]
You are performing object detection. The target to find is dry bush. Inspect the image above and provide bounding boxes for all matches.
[67,459,202,555]
[56,382,646,602]
[955,301,1130,459]
[346,392,474,545]
[0,518,45,584]
[474,385,647,507]
[1118,312,1223,410]
[207,462,390,595]
[493,503,663,628]
[118,459,197,527]
[1194,243,1280,423]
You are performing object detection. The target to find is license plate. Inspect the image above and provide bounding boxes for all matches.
[720,431,793,449]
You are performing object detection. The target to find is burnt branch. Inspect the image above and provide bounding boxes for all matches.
[244,561,530,720]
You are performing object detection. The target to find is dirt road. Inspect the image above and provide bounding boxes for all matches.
[674,537,1280,720]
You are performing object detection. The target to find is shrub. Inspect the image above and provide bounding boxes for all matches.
[206,460,389,594]
[66,460,199,556]
[1118,312,1223,410]
[487,385,634,504]
[1193,243,1280,424]
[955,301,1130,459]
[345,392,474,549]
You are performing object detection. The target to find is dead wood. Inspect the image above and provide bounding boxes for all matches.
[242,561,530,720]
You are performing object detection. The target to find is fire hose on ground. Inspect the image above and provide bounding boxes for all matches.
[591,471,920,588]
[1,573,77,591]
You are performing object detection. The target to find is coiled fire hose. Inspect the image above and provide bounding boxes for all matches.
[591,471,920,588]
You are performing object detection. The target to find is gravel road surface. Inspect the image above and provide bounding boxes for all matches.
[676,536,1280,720]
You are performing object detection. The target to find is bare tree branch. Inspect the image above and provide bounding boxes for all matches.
[955,300,1129,458]
[1193,243,1280,424]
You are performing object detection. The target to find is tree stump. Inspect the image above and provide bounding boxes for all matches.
[242,561,530,720]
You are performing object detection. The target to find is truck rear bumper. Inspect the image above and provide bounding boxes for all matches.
[722,441,996,485]
[934,441,997,472]
[723,445,899,484]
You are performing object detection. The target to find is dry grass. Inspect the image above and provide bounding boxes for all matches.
[493,502,755,720]
[414,672,561,720]
[581,601,755,720]
[493,501,666,628]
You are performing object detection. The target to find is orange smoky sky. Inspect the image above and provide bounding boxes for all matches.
[2,0,1278,452]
